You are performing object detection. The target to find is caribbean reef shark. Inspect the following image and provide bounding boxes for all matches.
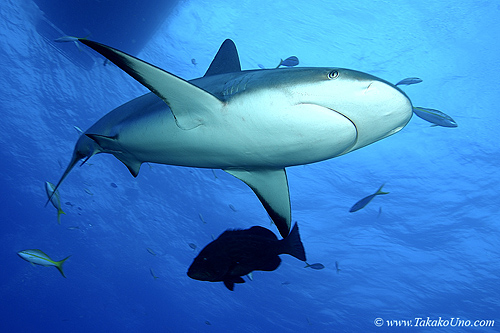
[50,38,412,237]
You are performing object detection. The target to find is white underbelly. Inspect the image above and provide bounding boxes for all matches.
[120,102,357,169]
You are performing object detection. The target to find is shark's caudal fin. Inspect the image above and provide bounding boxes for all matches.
[203,39,241,77]
[45,150,86,207]
[224,169,291,238]
[77,38,224,131]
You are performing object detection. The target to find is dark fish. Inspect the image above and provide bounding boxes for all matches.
[187,223,306,291]
[412,107,458,127]
[188,243,197,250]
[335,261,341,273]
[281,281,291,285]
[349,184,389,212]
[205,321,211,325]
[395,77,422,86]
[304,262,325,270]
[276,56,299,68]
[191,58,197,66]
[228,204,237,212]
[110,182,118,188]
[65,201,74,207]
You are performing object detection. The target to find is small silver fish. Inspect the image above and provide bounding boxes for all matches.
[150,268,159,279]
[188,243,197,250]
[146,248,157,256]
[412,107,458,127]
[229,204,237,212]
[276,56,299,68]
[54,36,80,43]
[349,184,389,213]
[54,36,83,52]
[73,125,83,135]
[335,261,341,273]
[199,213,206,224]
[395,77,423,86]
[17,249,70,277]
[304,262,325,270]
[45,181,66,224]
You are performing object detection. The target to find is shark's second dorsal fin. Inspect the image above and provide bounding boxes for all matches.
[204,39,241,77]
[78,39,224,130]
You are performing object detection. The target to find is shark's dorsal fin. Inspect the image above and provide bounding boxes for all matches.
[204,39,241,77]
[78,39,224,130]
[224,168,291,237]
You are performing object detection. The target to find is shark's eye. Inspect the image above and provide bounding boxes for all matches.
[328,70,339,80]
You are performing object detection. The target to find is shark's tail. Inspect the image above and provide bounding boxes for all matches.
[45,150,87,207]
[281,222,306,261]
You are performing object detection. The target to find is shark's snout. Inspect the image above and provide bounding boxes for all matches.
[337,78,413,153]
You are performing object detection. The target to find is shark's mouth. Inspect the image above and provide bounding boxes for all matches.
[326,107,359,155]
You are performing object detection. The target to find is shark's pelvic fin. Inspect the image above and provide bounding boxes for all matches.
[78,39,224,130]
[224,168,291,237]
[86,134,142,177]
[204,39,241,77]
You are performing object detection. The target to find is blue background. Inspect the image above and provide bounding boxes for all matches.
[1,0,499,332]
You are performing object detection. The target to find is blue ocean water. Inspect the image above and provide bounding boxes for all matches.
[1,0,499,332]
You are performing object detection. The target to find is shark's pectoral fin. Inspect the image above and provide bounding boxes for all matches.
[78,39,224,130]
[86,134,142,177]
[224,168,291,237]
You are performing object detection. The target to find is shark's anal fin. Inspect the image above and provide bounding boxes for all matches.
[224,168,291,237]
[78,39,224,130]
[86,134,142,177]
